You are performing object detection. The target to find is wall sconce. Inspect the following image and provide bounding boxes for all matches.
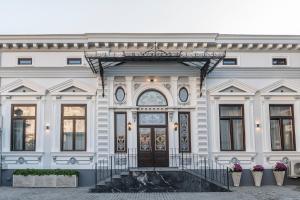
[256,123,260,128]
[128,122,132,131]
[174,122,178,131]
[45,123,50,133]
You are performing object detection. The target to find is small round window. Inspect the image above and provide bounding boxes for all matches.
[179,87,189,102]
[115,87,125,103]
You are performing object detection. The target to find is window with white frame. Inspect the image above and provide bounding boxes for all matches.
[67,58,82,65]
[18,58,32,65]
[219,105,245,151]
[222,58,238,66]
[272,58,287,66]
[269,105,295,151]
[11,105,36,151]
[61,105,86,151]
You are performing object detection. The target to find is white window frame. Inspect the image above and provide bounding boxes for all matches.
[16,57,33,67]
[66,57,84,66]
[271,55,289,67]
[220,56,240,67]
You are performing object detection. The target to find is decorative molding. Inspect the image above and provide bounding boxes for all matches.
[48,79,96,96]
[208,79,257,96]
[0,79,46,96]
[259,80,300,96]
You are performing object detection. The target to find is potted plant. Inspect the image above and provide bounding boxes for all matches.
[251,164,264,187]
[229,163,243,187]
[273,162,287,186]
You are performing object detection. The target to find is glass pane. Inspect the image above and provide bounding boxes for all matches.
[179,113,190,152]
[63,106,85,116]
[220,120,231,150]
[13,106,35,117]
[137,90,167,106]
[270,120,282,150]
[155,128,166,151]
[115,113,126,152]
[179,87,189,102]
[139,113,166,125]
[115,87,125,103]
[220,105,243,117]
[24,119,35,151]
[282,119,294,150]
[75,120,85,150]
[232,119,244,150]
[139,128,151,151]
[63,120,73,150]
[12,119,24,150]
[270,105,293,117]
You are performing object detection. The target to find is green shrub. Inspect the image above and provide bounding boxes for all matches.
[13,169,79,177]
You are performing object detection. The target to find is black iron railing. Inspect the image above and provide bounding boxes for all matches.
[94,148,230,191]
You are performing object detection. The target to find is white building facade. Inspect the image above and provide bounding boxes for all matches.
[1,33,300,186]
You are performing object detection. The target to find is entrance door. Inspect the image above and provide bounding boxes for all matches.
[137,113,169,167]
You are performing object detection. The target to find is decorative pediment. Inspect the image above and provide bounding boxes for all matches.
[208,79,256,96]
[48,79,96,96]
[0,79,45,96]
[259,80,300,96]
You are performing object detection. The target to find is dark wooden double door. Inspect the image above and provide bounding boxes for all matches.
[137,112,169,167]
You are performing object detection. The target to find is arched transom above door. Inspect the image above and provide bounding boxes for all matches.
[137,89,168,106]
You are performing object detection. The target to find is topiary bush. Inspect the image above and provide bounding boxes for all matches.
[13,169,79,176]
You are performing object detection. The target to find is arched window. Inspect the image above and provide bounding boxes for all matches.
[137,90,168,106]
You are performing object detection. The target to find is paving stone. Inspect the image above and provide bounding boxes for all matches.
[0,186,300,200]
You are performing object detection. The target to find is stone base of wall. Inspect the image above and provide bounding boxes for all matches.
[1,169,300,187]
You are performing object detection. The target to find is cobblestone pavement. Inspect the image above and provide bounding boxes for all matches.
[1,186,300,200]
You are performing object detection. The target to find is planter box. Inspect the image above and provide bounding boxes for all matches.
[13,175,78,188]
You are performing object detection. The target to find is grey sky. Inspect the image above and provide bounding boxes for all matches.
[0,0,299,35]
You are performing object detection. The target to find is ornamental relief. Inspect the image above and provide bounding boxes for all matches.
[114,84,126,104]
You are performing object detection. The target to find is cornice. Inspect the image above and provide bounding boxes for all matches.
[1,33,300,51]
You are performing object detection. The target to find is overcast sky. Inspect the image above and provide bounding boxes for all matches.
[0,0,300,35]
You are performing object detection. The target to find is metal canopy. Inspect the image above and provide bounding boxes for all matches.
[85,45,225,97]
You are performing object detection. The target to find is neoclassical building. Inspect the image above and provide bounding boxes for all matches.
[1,33,300,186]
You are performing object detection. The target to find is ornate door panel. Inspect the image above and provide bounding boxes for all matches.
[137,113,169,167]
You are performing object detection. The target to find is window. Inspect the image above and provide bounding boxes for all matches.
[272,58,287,66]
[137,90,167,106]
[67,58,82,65]
[219,105,245,151]
[114,112,127,152]
[18,58,32,65]
[179,87,189,103]
[179,112,191,152]
[269,105,295,151]
[222,58,237,65]
[11,105,36,151]
[61,105,86,151]
[115,87,125,103]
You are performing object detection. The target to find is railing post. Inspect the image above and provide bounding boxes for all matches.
[94,162,97,187]
[181,150,184,170]
[110,156,113,181]
[204,157,207,180]
[127,148,130,170]
[226,167,230,191]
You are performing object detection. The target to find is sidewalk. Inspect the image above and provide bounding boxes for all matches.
[0,186,299,200]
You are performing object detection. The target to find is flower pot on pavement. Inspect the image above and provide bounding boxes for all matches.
[232,172,242,187]
[252,171,263,187]
[273,171,285,186]
[273,162,288,186]
[251,164,264,187]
